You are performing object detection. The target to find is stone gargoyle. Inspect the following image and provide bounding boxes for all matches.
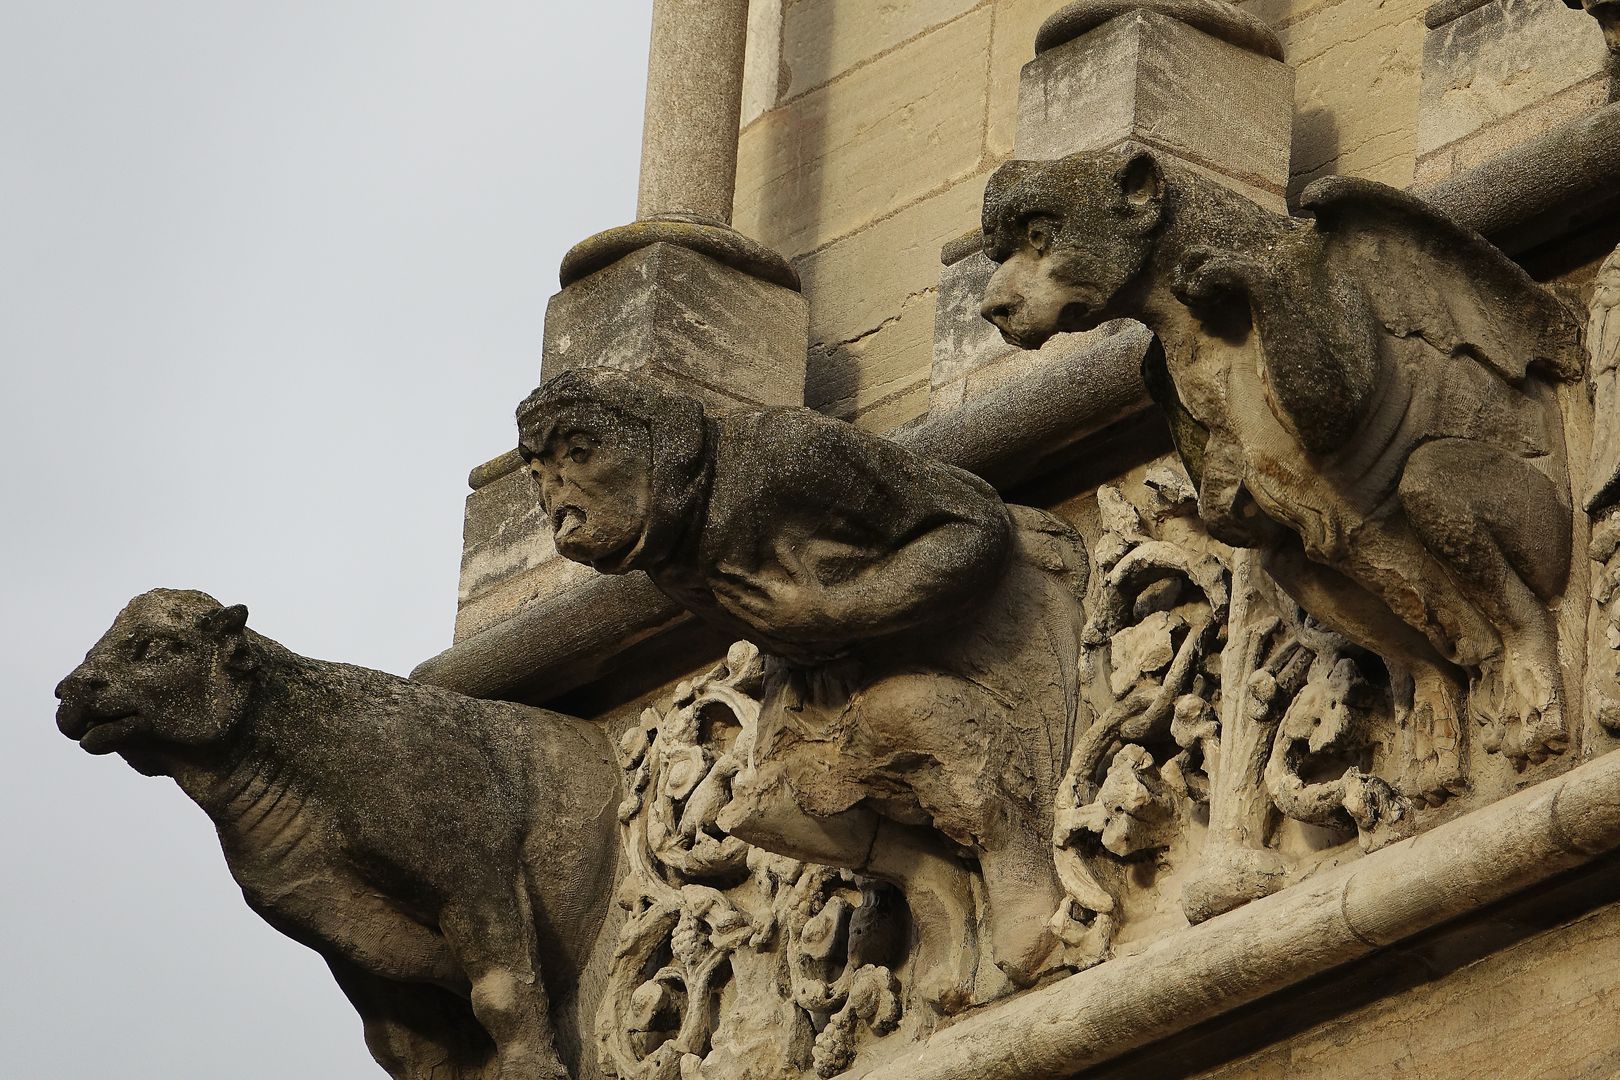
[980,146,1585,800]
[56,589,618,1080]
[516,368,1090,1004]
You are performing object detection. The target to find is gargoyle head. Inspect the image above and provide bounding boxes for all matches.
[56,590,260,770]
[980,148,1165,349]
[517,368,710,574]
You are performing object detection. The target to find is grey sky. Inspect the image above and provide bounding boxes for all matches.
[2,3,653,1075]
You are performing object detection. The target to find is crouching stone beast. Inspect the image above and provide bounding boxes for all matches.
[56,589,618,1080]
[979,146,1584,801]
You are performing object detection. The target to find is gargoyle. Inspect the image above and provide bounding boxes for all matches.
[517,369,1090,999]
[57,590,619,1080]
[980,146,1584,798]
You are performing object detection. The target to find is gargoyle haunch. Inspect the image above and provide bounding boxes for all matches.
[980,144,1586,801]
[518,368,1092,996]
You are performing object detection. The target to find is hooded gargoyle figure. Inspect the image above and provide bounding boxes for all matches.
[517,368,1093,1000]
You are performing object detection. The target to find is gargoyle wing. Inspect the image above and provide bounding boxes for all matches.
[1300,177,1584,386]
[1584,246,1620,512]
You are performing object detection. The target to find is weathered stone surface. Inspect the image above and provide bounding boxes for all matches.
[733,9,993,258]
[420,329,1157,704]
[541,241,808,412]
[781,0,982,99]
[797,173,987,354]
[1196,900,1620,1077]
[598,646,916,1079]
[1418,100,1620,249]
[455,462,598,642]
[741,0,784,129]
[1273,0,1429,189]
[987,0,1057,161]
[637,0,750,221]
[841,749,1620,1080]
[930,245,1126,411]
[808,289,935,428]
[981,147,1583,797]
[57,590,620,1080]
[1015,11,1293,207]
[1415,0,1611,184]
[518,368,1092,998]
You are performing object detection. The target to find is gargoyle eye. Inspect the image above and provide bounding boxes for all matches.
[569,444,592,465]
[1025,217,1060,255]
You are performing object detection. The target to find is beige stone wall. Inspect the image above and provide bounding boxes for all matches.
[1197,898,1620,1078]
[732,0,1609,432]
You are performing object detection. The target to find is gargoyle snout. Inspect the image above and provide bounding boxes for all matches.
[55,667,107,704]
[980,272,1022,334]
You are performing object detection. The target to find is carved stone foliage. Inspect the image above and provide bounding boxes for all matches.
[982,146,1585,799]
[1055,473,1414,949]
[599,643,903,1080]
[56,590,619,1080]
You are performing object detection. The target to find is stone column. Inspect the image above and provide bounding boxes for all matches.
[543,0,806,415]
[637,0,750,224]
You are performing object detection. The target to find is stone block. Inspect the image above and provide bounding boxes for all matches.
[1279,0,1429,190]
[933,248,1020,400]
[734,8,993,258]
[453,458,596,642]
[987,0,1056,161]
[740,0,784,129]
[807,289,936,427]
[1198,899,1620,1078]
[1015,10,1294,208]
[781,0,982,98]
[1415,0,1611,184]
[795,172,988,351]
[541,241,808,412]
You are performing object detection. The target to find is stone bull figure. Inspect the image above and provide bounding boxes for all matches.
[55,589,618,1080]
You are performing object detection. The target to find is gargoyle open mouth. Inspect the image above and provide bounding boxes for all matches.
[553,504,586,542]
[57,704,139,743]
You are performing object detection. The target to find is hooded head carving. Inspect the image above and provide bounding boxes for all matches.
[517,368,711,574]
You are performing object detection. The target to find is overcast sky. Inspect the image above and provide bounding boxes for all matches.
[1,3,652,1075]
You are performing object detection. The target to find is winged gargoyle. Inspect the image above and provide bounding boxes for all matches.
[979,146,1585,799]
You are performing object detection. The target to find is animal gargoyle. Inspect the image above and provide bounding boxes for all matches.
[57,590,619,1080]
[980,146,1585,800]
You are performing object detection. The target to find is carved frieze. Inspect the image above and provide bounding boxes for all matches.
[598,643,903,1080]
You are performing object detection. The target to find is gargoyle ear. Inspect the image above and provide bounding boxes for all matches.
[1114,149,1164,210]
[203,603,249,637]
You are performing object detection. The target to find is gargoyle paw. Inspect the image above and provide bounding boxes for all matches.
[1172,247,1261,309]
[1478,657,1566,766]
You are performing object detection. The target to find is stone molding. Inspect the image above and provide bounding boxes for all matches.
[837,747,1620,1080]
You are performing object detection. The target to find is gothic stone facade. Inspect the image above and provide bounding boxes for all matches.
[56,2,1620,1078]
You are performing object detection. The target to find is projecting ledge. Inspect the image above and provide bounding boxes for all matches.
[836,748,1620,1080]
